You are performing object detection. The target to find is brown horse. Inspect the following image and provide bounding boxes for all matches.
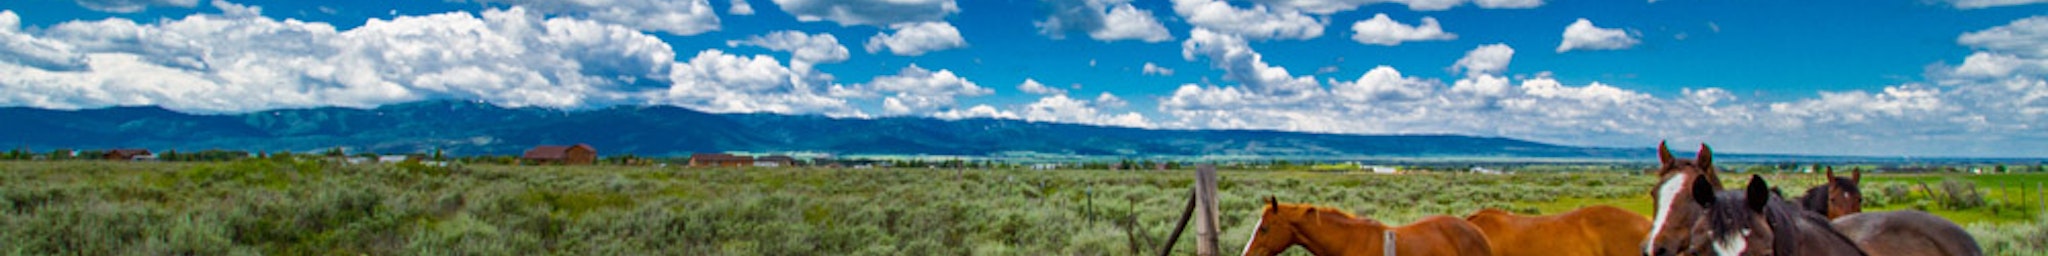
[1797,167,1863,219]
[1643,142,1724,255]
[1242,197,1493,256]
[1795,169,1983,256]
[1832,210,1984,256]
[1648,174,1867,256]
[1463,205,1650,256]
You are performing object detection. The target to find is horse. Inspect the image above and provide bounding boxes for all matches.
[1642,142,1725,254]
[1647,174,1868,256]
[1796,167,1863,219]
[1463,205,1650,256]
[1242,196,1493,256]
[1831,211,1984,256]
[1794,169,1983,256]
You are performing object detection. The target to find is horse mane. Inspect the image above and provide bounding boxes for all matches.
[1798,184,1832,216]
[1279,203,1361,220]
[1706,190,1764,245]
[1764,192,1868,256]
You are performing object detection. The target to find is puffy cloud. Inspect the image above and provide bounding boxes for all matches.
[726,30,849,72]
[1942,0,2048,9]
[1182,28,1321,96]
[1018,94,1154,127]
[1958,16,2048,58]
[1557,18,1639,53]
[0,11,90,71]
[1452,43,1513,76]
[771,0,958,26]
[864,22,967,56]
[72,0,200,13]
[661,50,859,116]
[1094,92,1128,108]
[1037,0,1173,42]
[1243,0,1542,13]
[1330,65,1433,102]
[931,104,1018,120]
[0,7,676,113]
[1349,14,1455,46]
[1018,78,1066,95]
[210,0,260,17]
[857,64,990,115]
[465,0,721,35]
[729,0,755,15]
[1142,62,1175,76]
[1170,0,1326,40]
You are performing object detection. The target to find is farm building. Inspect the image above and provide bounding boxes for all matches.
[756,155,797,167]
[103,149,154,161]
[521,144,596,165]
[690,153,753,167]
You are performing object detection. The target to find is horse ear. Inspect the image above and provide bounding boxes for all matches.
[1825,166,1835,178]
[1746,174,1771,212]
[1658,141,1676,167]
[1692,174,1718,207]
[1851,167,1861,183]
[1697,144,1714,176]
[1266,196,1278,209]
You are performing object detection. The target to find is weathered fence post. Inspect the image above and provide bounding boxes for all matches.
[1195,164,1221,256]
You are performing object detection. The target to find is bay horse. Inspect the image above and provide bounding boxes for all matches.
[1796,169,1983,256]
[1647,174,1867,256]
[1242,197,1493,256]
[1796,167,1863,219]
[1463,205,1650,256]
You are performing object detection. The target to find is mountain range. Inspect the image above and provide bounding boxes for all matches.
[1,101,1661,160]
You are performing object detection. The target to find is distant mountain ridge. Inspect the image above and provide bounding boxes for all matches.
[0,101,1654,159]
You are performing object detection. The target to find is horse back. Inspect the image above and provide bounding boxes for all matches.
[1833,211,1983,256]
[1396,215,1495,256]
[1566,205,1652,256]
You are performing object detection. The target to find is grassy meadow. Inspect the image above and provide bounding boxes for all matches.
[3,160,2045,255]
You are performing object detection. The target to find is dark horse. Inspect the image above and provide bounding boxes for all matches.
[1648,174,1867,256]
[1644,142,1864,256]
[1795,168,1984,256]
[1797,167,1863,219]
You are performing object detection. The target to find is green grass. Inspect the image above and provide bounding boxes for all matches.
[1,160,2040,255]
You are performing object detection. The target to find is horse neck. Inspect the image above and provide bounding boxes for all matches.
[1767,200,1868,256]
[1292,211,1388,256]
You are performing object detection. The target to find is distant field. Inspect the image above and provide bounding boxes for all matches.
[2,160,2042,255]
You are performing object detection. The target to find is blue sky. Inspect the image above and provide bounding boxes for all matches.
[3,0,2048,157]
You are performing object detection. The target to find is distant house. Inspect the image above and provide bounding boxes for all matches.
[1470,166,1504,175]
[756,155,797,167]
[103,149,154,161]
[377,155,418,164]
[522,144,596,165]
[1364,165,1400,174]
[690,153,753,167]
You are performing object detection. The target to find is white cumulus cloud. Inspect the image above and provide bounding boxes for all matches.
[856,64,991,115]
[1941,0,2048,9]
[1142,62,1175,76]
[1182,28,1322,96]
[1244,0,1542,13]
[661,49,858,116]
[726,30,849,72]
[728,0,755,15]
[771,0,958,26]
[464,0,721,35]
[864,22,967,56]
[72,0,200,13]
[1350,13,1455,46]
[1557,18,1639,53]
[1018,78,1067,95]
[1037,0,1173,42]
[1452,43,1514,76]
[1170,0,1326,40]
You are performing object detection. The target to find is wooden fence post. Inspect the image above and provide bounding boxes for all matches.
[1195,164,1221,256]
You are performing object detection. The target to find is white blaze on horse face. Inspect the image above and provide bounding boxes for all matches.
[1242,214,1264,256]
[1645,173,1689,254]
[1713,229,1751,256]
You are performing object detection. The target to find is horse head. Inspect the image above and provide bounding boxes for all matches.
[1648,174,1779,256]
[1823,167,1863,219]
[1244,196,1303,256]
[1644,141,1743,256]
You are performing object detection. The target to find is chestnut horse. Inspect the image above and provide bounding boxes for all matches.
[1796,167,1863,219]
[1463,205,1650,256]
[1242,197,1493,256]
[1642,142,1724,255]
[1648,174,1867,256]
[1797,169,1983,256]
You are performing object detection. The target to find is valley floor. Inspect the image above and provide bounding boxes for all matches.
[2,160,2042,255]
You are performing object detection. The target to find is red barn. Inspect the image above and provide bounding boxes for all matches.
[103,149,153,161]
[522,144,596,165]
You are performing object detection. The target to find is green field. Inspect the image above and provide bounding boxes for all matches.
[3,160,2043,255]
